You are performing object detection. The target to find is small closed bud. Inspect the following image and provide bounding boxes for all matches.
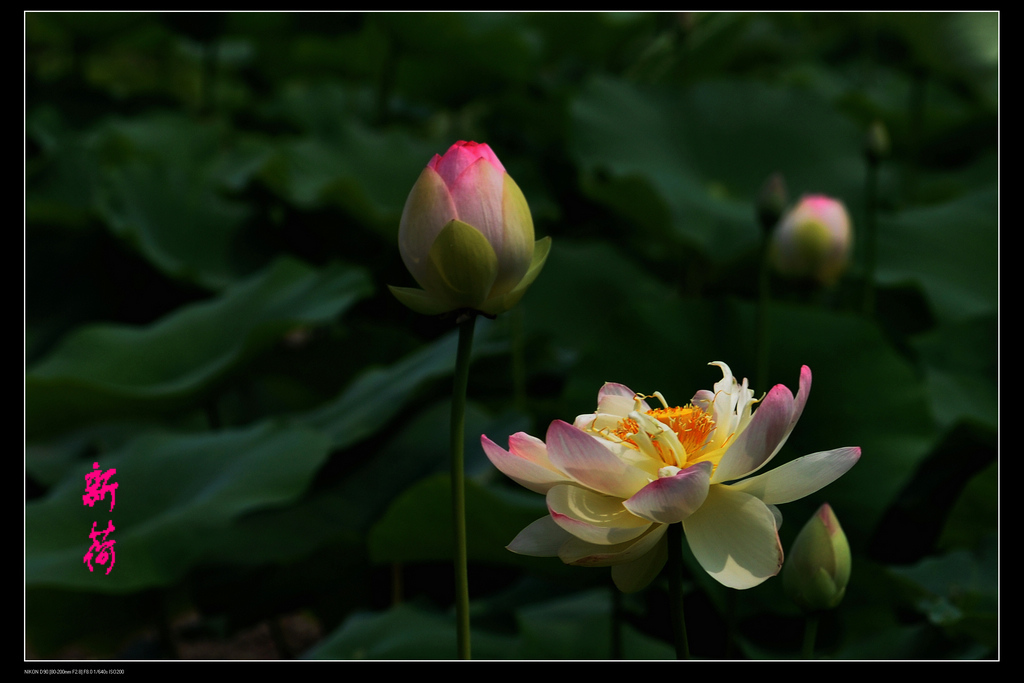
[865,120,890,165]
[783,503,851,613]
[757,172,789,234]
[389,140,551,318]
[769,194,852,286]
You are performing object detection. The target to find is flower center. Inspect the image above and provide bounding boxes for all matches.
[612,403,715,467]
[650,405,716,457]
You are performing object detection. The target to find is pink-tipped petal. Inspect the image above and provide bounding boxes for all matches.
[727,447,861,505]
[622,462,711,524]
[507,515,572,557]
[481,434,570,494]
[770,365,812,461]
[682,484,784,589]
[429,140,505,182]
[430,141,492,186]
[544,420,651,499]
[471,142,505,174]
[712,383,795,484]
[791,366,812,429]
[546,484,652,545]
[509,432,553,466]
[447,157,506,247]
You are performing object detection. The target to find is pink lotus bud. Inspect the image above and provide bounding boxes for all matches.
[389,141,551,317]
[770,195,852,286]
[783,503,852,612]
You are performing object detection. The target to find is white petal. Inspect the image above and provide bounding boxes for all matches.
[547,485,652,545]
[544,420,652,499]
[558,523,668,567]
[682,484,784,589]
[572,413,597,430]
[507,516,572,557]
[481,433,570,494]
[586,411,635,434]
[611,534,669,593]
[707,361,755,435]
[596,394,640,418]
[727,447,861,504]
[622,462,711,524]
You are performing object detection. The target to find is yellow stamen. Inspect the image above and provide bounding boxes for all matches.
[612,402,715,467]
[649,406,715,461]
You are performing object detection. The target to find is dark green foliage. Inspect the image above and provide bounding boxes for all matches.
[26,11,997,660]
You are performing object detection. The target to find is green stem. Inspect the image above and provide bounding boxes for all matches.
[755,234,771,392]
[391,562,403,606]
[451,315,476,660]
[511,304,527,413]
[802,612,819,660]
[151,589,179,659]
[204,398,221,431]
[198,40,218,116]
[375,31,398,126]
[863,158,879,316]
[667,523,690,659]
[905,67,927,204]
[610,582,623,660]
[268,615,293,659]
[724,588,738,658]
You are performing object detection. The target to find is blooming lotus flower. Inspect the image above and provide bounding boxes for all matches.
[389,140,551,317]
[482,362,860,592]
[783,503,851,612]
[770,194,852,286]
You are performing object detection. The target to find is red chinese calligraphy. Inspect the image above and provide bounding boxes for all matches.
[83,520,116,575]
[83,462,118,512]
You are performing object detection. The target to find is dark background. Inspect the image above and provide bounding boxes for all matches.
[26,12,997,659]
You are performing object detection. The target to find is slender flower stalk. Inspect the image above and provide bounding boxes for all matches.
[905,68,927,203]
[863,160,878,316]
[756,235,772,393]
[610,582,623,659]
[390,141,549,659]
[667,522,690,659]
[511,305,527,412]
[725,589,738,658]
[391,562,403,606]
[755,173,786,390]
[450,315,476,659]
[863,121,888,316]
[802,612,819,660]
